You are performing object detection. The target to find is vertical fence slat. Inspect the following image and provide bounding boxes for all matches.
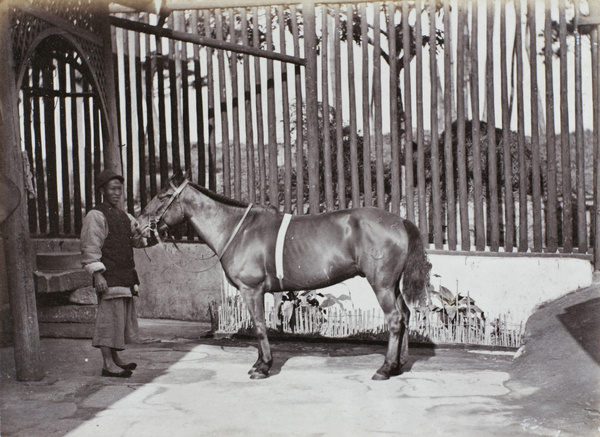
[544,4,558,252]
[190,12,206,188]
[168,13,181,175]
[559,0,572,251]
[373,2,385,210]
[143,15,157,197]
[155,31,169,185]
[241,9,255,203]
[134,15,147,208]
[346,4,360,208]
[58,59,71,234]
[279,6,292,212]
[303,0,320,213]
[456,1,469,250]
[291,5,305,212]
[573,0,587,253]
[321,5,335,211]
[402,0,414,222]
[528,0,542,252]
[443,0,456,249]
[500,0,514,252]
[93,100,102,205]
[215,10,231,197]
[33,67,47,231]
[387,2,398,214]
[229,9,242,200]
[486,0,500,251]
[514,0,528,252]
[178,13,192,185]
[204,11,217,191]
[252,7,267,204]
[429,0,443,249]
[333,4,345,210]
[69,68,82,234]
[266,7,279,208]
[360,2,372,207]
[43,62,59,234]
[470,0,485,251]
[414,1,425,229]
[83,90,93,212]
[123,28,135,214]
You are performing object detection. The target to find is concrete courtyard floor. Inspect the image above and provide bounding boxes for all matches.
[2,285,599,437]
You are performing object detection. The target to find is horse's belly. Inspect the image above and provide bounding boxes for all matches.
[282,240,359,289]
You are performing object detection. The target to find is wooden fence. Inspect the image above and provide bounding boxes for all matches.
[109,0,600,257]
[217,288,524,347]
[19,0,600,262]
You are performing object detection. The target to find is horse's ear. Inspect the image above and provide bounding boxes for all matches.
[182,168,191,180]
[172,168,184,184]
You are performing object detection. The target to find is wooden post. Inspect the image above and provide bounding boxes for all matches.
[98,6,122,176]
[0,3,43,381]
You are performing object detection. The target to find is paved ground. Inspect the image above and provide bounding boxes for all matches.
[1,285,599,437]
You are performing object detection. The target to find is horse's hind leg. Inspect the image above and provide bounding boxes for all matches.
[239,287,273,379]
[371,283,406,380]
[398,296,411,367]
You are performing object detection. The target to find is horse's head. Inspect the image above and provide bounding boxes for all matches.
[138,171,190,236]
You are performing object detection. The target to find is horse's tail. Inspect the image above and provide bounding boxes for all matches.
[401,219,431,306]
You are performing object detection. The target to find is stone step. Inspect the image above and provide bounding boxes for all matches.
[39,322,94,339]
[38,304,97,324]
[32,238,81,253]
[34,269,92,294]
[36,252,82,271]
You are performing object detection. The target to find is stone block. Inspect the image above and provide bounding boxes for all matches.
[34,270,92,294]
[38,305,97,323]
[39,322,94,339]
[69,287,98,305]
[37,252,82,271]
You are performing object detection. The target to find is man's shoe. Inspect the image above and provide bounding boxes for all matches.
[101,368,133,378]
[117,362,137,371]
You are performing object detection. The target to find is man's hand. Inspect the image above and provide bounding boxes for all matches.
[93,271,108,294]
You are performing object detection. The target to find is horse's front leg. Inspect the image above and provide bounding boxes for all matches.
[239,286,272,379]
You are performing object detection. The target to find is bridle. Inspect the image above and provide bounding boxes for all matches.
[149,178,253,265]
[151,179,190,232]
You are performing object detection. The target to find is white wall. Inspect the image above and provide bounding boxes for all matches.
[318,253,594,326]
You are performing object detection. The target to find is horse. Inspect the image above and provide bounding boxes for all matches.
[137,172,431,380]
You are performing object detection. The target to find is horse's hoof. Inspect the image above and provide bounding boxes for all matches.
[249,371,268,380]
[248,368,256,375]
[371,371,390,381]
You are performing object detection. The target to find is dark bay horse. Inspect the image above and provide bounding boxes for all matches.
[138,173,431,380]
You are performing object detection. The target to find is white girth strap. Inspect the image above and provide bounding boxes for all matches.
[275,213,292,289]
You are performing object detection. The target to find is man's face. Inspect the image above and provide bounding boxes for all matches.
[101,179,123,207]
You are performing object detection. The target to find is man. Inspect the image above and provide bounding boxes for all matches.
[80,170,157,377]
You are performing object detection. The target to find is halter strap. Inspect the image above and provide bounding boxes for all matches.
[156,179,190,225]
[219,203,253,259]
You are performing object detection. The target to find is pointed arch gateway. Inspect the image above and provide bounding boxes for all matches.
[12,4,118,237]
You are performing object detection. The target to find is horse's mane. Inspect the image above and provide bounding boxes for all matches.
[187,181,251,208]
